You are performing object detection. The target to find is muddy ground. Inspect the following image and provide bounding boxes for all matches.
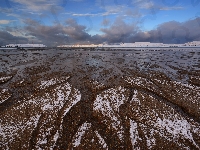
[0,48,200,149]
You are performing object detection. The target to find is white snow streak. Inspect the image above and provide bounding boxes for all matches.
[0,76,12,82]
[72,122,92,147]
[93,86,129,141]
[130,119,140,149]
[95,131,108,149]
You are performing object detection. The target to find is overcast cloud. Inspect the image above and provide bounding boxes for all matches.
[0,30,28,45]
[0,17,200,46]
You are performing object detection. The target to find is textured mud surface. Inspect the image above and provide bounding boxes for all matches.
[0,48,200,149]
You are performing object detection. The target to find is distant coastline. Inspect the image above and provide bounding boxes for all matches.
[57,41,200,48]
[1,41,200,49]
[0,44,47,49]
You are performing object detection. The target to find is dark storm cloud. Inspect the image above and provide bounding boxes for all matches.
[132,21,182,43]
[182,17,200,41]
[100,17,138,43]
[135,18,200,44]
[0,30,28,46]
[24,19,69,46]
[64,19,91,41]
[1,17,200,46]
[23,18,91,46]
[98,17,200,44]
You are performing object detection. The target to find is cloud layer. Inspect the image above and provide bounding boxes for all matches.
[0,30,28,45]
[11,0,62,12]
[1,17,200,46]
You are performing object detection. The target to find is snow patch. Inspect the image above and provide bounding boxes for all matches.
[0,76,12,83]
[0,114,41,148]
[124,76,144,86]
[95,131,108,149]
[90,80,105,89]
[0,89,11,104]
[93,86,129,141]
[130,119,141,149]
[155,117,199,148]
[39,76,70,89]
[40,82,71,111]
[72,122,92,147]
[131,90,140,105]
[62,88,81,117]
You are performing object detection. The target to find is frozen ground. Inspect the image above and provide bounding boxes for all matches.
[0,48,200,149]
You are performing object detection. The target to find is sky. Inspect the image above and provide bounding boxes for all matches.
[0,0,200,46]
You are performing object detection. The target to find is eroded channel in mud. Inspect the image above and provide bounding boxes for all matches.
[0,48,200,149]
